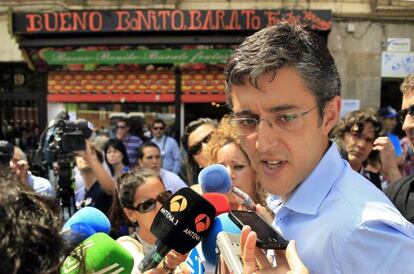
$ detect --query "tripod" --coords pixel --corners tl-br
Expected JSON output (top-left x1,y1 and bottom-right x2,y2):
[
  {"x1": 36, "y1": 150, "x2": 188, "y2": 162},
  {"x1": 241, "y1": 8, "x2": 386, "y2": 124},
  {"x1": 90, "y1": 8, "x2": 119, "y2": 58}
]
[{"x1": 54, "y1": 158, "x2": 77, "y2": 221}]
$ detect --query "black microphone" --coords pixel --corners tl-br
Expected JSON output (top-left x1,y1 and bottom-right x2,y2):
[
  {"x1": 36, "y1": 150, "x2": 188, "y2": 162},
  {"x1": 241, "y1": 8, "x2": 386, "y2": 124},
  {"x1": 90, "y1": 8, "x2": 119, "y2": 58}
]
[{"x1": 138, "y1": 187, "x2": 216, "y2": 272}]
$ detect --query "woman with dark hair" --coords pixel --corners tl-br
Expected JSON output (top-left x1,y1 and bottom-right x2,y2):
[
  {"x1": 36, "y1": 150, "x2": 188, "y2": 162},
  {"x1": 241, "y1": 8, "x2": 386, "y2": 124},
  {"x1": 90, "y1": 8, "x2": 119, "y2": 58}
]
[
  {"x1": 180, "y1": 118, "x2": 217, "y2": 185},
  {"x1": 103, "y1": 138, "x2": 130, "y2": 179},
  {"x1": 110, "y1": 168, "x2": 187, "y2": 273}
]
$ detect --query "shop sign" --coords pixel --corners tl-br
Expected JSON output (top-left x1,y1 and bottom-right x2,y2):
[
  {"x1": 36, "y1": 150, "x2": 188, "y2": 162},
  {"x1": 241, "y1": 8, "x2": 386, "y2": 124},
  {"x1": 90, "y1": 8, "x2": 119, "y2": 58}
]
[
  {"x1": 12, "y1": 9, "x2": 332, "y2": 34},
  {"x1": 43, "y1": 49, "x2": 233, "y2": 65},
  {"x1": 381, "y1": 51, "x2": 414, "y2": 78}
]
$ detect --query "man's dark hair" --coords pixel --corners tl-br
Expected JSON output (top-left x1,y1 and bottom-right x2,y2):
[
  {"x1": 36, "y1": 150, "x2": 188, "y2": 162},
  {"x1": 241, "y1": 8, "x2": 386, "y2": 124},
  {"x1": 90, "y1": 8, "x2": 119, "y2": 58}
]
[
  {"x1": 224, "y1": 22, "x2": 341, "y2": 122},
  {"x1": 152, "y1": 119, "x2": 166, "y2": 128},
  {"x1": 137, "y1": 141, "x2": 160, "y2": 160},
  {"x1": 0, "y1": 169, "x2": 72, "y2": 274}
]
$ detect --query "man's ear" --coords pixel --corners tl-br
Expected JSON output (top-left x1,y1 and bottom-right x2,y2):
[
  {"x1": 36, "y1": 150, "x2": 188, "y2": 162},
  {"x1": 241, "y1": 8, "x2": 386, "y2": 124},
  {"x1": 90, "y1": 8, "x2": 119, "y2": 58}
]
[{"x1": 321, "y1": 96, "x2": 341, "y2": 136}]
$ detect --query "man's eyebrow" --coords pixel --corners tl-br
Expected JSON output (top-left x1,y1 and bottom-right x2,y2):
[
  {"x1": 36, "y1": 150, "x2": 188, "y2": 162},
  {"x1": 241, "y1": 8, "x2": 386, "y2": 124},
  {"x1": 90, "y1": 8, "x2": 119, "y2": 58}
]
[
  {"x1": 266, "y1": 104, "x2": 300, "y2": 113},
  {"x1": 234, "y1": 104, "x2": 300, "y2": 116}
]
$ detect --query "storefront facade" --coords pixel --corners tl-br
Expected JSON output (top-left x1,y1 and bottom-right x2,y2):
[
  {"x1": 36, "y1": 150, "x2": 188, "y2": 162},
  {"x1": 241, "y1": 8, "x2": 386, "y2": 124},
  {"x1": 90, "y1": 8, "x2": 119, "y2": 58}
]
[{"x1": 11, "y1": 8, "x2": 332, "y2": 139}]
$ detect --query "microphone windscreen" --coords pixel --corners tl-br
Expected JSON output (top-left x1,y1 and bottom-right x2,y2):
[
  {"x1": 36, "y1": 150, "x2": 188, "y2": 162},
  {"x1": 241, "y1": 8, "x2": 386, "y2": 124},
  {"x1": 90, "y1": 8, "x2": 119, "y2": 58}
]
[
  {"x1": 62, "y1": 222, "x2": 96, "y2": 245},
  {"x1": 60, "y1": 232, "x2": 134, "y2": 274},
  {"x1": 202, "y1": 193, "x2": 231, "y2": 217},
  {"x1": 201, "y1": 213, "x2": 241, "y2": 266},
  {"x1": 199, "y1": 164, "x2": 231, "y2": 194},
  {"x1": 151, "y1": 187, "x2": 216, "y2": 254},
  {"x1": 63, "y1": 207, "x2": 111, "y2": 234}
]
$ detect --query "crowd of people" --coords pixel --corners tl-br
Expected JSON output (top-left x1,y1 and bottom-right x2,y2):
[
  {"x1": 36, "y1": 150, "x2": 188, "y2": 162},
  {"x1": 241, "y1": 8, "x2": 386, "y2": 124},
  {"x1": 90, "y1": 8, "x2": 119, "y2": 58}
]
[{"x1": 2, "y1": 21, "x2": 414, "y2": 274}]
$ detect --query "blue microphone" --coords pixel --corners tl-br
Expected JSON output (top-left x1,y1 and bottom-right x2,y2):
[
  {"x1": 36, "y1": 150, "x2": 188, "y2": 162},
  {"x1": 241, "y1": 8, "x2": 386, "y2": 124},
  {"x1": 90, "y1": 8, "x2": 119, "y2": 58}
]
[
  {"x1": 62, "y1": 207, "x2": 111, "y2": 244},
  {"x1": 201, "y1": 213, "x2": 241, "y2": 266},
  {"x1": 199, "y1": 164, "x2": 231, "y2": 194},
  {"x1": 199, "y1": 164, "x2": 256, "y2": 211}
]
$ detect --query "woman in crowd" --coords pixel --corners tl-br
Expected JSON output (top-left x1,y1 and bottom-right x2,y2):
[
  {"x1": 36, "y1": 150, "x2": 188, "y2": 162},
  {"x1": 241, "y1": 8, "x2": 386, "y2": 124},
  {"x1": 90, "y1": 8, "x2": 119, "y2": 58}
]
[
  {"x1": 110, "y1": 168, "x2": 187, "y2": 273},
  {"x1": 103, "y1": 138, "x2": 130, "y2": 179},
  {"x1": 180, "y1": 118, "x2": 217, "y2": 185},
  {"x1": 204, "y1": 116, "x2": 268, "y2": 210}
]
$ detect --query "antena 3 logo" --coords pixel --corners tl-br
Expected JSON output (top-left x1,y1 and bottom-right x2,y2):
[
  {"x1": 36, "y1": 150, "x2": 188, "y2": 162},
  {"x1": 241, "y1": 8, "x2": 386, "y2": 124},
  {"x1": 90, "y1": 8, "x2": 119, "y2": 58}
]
[
  {"x1": 183, "y1": 214, "x2": 211, "y2": 241},
  {"x1": 194, "y1": 214, "x2": 211, "y2": 232},
  {"x1": 169, "y1": 195, "x2": 187, "y2": 212}
]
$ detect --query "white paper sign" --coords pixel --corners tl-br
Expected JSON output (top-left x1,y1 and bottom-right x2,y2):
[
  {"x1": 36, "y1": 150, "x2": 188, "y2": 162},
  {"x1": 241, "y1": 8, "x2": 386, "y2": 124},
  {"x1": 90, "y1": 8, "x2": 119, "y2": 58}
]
[
  {"x1": 381, "y1": 51, "x2": 414, "y2": 78},
  {"x1": 387, "y1": 38, "x2": 411, "y2": 52},
  {"x1": 341, "y1": 99, "x2": 360, "y2": 118}
]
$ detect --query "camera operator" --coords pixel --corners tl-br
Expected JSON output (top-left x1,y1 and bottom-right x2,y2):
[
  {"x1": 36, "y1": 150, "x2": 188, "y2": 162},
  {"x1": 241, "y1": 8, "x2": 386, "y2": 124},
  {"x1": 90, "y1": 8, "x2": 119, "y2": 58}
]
[
  {"x1": 74, "y1": 140, "x2": 116, "y2": 216},
  {"x1": 10, "y1": 146, "x2": 54, "y2": 197}
]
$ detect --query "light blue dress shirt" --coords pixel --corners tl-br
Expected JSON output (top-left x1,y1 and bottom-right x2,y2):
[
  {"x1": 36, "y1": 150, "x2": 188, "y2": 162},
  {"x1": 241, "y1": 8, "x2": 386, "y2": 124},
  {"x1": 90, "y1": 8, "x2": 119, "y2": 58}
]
[
  {"x1": 268, "y1": 143, "x2": 414, "y2": 274},
  {"x1": 28, "y1": 172, "x2": 54, "y2": 197},
  {"x1": 160, "y1": 168, "x2": 187, "y2": 194},
  {"x1": 152, "y1": 135, "x2": 182, "y2": 174}
]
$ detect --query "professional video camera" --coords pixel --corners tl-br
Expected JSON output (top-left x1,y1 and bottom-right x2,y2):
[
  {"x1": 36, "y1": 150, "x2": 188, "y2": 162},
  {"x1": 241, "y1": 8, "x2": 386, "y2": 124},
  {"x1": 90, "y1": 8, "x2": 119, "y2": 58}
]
[{"x1": 35, "y1": 111, "x2": 93, "y2": 218}]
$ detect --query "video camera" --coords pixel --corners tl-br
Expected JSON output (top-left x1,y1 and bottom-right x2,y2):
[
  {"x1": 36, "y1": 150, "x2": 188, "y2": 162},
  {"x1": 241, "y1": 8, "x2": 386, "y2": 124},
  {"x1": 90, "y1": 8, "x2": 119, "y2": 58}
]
[
  {"x1": 48, "y1": 117, "x2": 93, "y2": 155},
  {"x1": 35, "y1": 111, "x2": 93, "y2": 217}
]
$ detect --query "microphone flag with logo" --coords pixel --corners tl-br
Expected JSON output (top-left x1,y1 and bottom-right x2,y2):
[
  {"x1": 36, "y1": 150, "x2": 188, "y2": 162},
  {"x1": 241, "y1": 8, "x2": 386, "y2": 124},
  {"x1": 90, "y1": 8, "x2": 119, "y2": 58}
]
[
  {"x1": 139, "y1": 187, "x2": 216, "y2": 272},
  {"x1": 60, "y1": 232, "x2": 134, "y2": 274}
]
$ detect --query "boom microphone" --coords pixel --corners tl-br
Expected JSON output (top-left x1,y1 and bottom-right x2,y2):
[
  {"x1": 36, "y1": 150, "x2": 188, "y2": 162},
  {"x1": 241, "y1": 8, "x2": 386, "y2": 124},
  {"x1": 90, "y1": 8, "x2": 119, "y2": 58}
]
[
  {"x1": 138, "y1": 187, "x2": 216, "y2": 272},
  {"x1": 60, "y1": 232, "x2": 134, "y2": 274},
  {"x1": 199, "y1": 164, "x2": 256, "y2": 211}
]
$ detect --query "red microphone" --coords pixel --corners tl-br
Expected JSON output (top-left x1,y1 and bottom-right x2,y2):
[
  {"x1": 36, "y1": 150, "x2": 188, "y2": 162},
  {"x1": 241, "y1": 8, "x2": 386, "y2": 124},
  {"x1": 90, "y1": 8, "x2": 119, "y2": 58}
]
[{"x1": 202, "y1": 193, "x2": 231, "y2": 217}]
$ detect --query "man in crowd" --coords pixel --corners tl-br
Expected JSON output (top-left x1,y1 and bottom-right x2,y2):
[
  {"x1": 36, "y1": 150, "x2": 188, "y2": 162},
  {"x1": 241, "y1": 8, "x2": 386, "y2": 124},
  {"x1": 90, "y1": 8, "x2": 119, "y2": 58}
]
[
  {"x1": 115, "y1": 117, "x2": 143, "y2": 168},
  {"x1": 75, "y1": 143, "x2": 113, "y2": 216},
  {"x1": 224, "y1": 22, "x2": 414, "y2": 273},
  {"x1": 151, "y1": 118, "x2": 182, "y2": 174},
  {"x1": 137, "y1": 141, "x2": 186, "y2": 193},
  {"x1": 387, "y1": 74, "x2": 414, "y2": 223},
  {"x1": 9, "y1": 146, "x2": 54, "y2": 197},
  {"x1": 333, "y1": 108, "x2": 401, "y2": 189}
]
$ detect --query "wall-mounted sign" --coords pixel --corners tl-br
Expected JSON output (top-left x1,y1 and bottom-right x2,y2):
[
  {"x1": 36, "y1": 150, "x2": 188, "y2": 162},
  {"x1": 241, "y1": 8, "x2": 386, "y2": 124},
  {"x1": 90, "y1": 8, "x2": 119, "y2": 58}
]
[
  {"x1": 387, "y1": 38, "x2": 411, "y2": 52},
  {"x1": 381, "y1": 51, "x2": 414, "y2": 78},
  {"x1": 43, "y1": 49, "x2": 233, "y2": 65},
  {"x1": 12, "y1": 9, "x2": 332, "y2": 35}
]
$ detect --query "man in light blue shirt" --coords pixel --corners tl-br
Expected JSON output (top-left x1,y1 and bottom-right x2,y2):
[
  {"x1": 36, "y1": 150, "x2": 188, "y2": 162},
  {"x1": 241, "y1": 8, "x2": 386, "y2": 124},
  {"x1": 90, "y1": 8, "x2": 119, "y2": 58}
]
[
  {"x1": 10, "y1": 146, "x2": 54, "y2": 197},
  {"x1": 137, "y1": 141, "x2": 187, "y2": 193},
  {"x1": 224, "y1": 22, "x2": 414, "y2": 273},
  {"x1": 151, "y1": 119, "x2": 182, "y2": 174}
]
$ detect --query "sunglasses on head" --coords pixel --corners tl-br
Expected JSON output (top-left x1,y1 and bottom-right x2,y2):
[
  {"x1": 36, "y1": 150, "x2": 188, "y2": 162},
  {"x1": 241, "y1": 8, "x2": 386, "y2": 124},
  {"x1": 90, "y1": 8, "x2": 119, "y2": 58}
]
[
  {"x1": 399, "y1": 105, "x2": 414, "y2": 124},
  {"x1": 129, "y1": 190, "x2": 172, "y2": 213},
  {"x1": 189, "y1": 133, "x2": 212, "y2": 156}
]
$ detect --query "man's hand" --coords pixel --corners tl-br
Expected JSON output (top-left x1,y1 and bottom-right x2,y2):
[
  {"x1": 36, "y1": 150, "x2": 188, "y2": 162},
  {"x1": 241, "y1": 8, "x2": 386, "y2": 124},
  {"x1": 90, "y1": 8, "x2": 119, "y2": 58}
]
[
  {"x1": 240, "y1": 226, "x2": 308, "y2": 274},
  {"x1": 14, "y1": 159, "x2": 30, "y2": 184}
]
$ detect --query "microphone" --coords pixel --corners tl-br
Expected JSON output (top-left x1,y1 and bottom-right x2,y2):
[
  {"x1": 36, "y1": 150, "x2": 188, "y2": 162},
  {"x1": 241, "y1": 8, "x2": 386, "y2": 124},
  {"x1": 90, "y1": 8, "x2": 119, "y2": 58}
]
[
  {"x1": 60, "y1": 232, "x2": 134, "y2": 274},
  {"x1": 61, "y1": 207, "x2": 111, "y2": 244},
  {"x1": 201, "y1": 213, "x2": 241, "y2": 266},
  {"x1": 202, "y1": 193, "x2": 231, "y2": 217},
  {"x1": 199, "y1": 164, "x2": 256, "y2": 211},
  {"x1": 138, "y1": 187, "x2": 216, "y2": 272}
]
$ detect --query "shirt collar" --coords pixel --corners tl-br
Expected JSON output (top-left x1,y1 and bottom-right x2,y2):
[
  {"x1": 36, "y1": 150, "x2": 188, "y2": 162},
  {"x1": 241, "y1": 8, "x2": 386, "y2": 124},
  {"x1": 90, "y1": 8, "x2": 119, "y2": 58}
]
[{"x1": 283, "y1": 142, "x2": 346, "y2": 215}]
